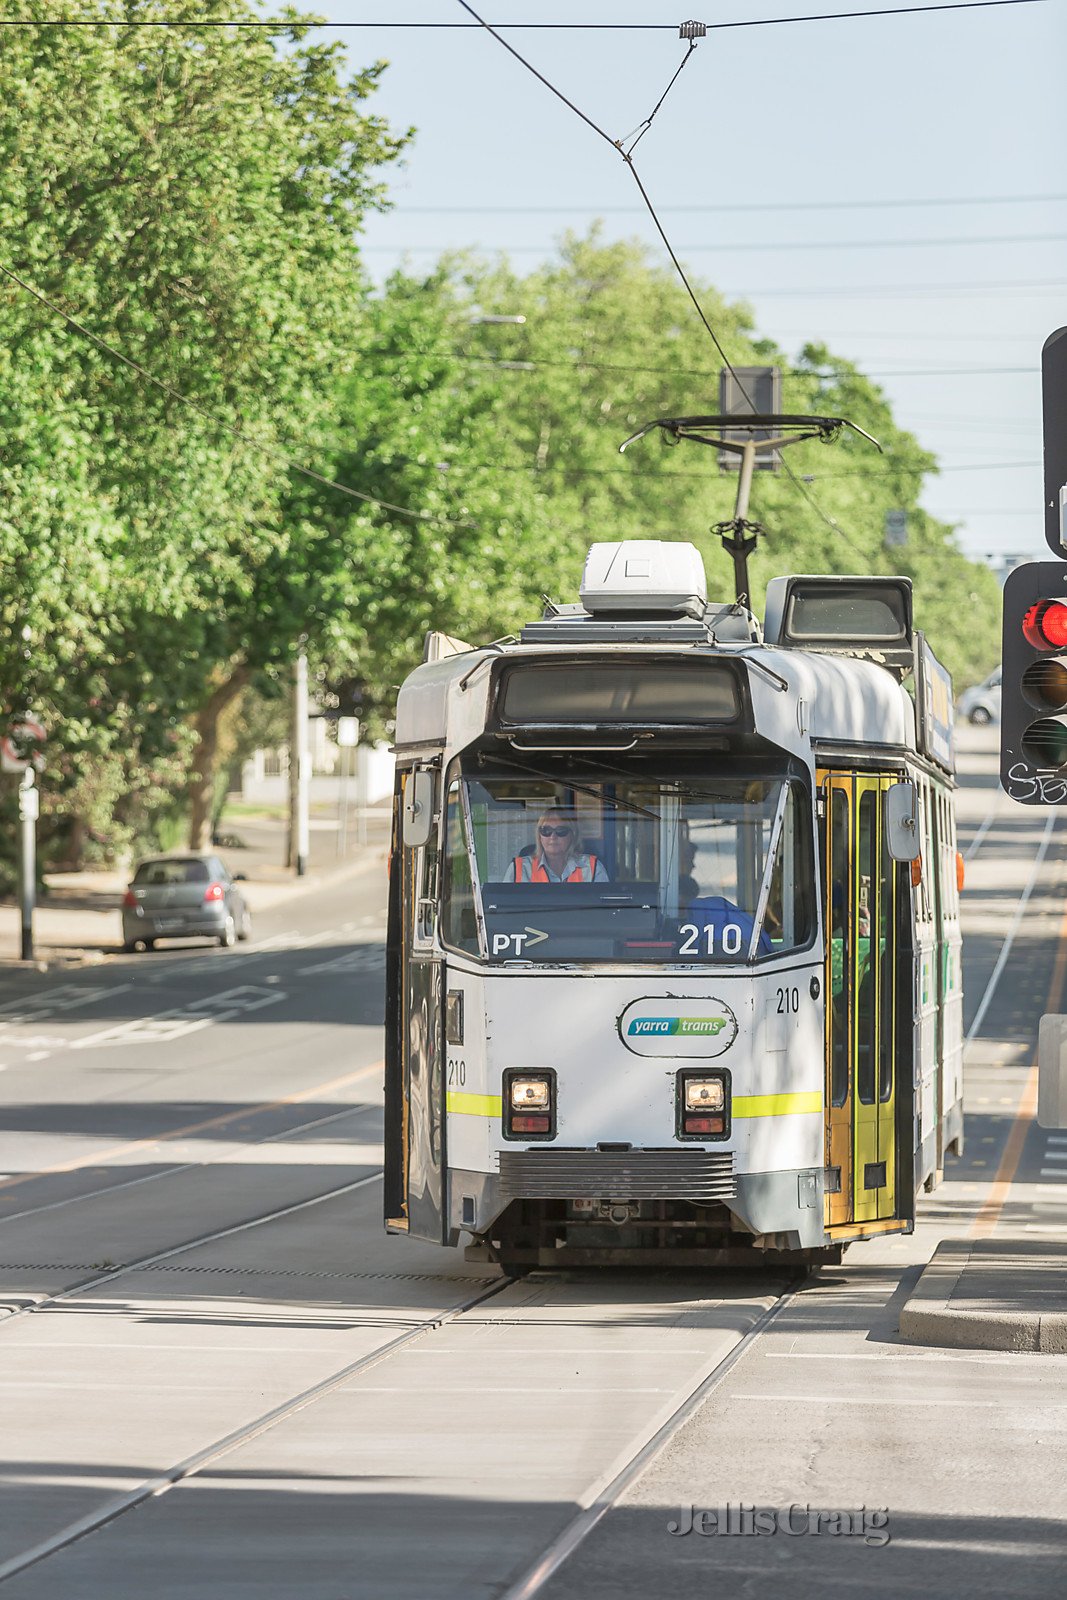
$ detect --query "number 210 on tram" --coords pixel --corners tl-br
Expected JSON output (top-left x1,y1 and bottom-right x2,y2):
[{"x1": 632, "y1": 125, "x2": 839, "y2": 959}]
[{"x1": 384, "y1": 541, "x2": 963, "y2": 1274}]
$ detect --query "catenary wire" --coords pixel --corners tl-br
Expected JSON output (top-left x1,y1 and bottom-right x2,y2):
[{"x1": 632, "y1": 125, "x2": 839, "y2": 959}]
[
  {"x1": 450, "y1": 0, "x2": 928, "y2": 559},
  {"x1": 397, "y1": 193, "x2": 1067, "y2": 214},
  {"x1": 367, "y1": 232, "x2": 1067, "y2": 254},
  {"x1": 2, "y1": 2, "x2": 1046, "y2": 29},
  {"x1": 0, "y1": 262, "x2": 477, "y2": 531}
]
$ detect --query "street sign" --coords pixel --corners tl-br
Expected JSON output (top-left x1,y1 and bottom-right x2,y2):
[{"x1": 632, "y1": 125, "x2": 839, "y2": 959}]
[
  {"x1": 1, "y1": 714, "x2": 46, "y2": 773},
  {"x1": 1043, "y1": 326, "x2": 1067, "y2": 557}
]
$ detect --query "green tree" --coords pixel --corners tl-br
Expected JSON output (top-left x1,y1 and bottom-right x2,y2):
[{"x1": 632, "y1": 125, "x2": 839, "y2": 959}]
[{"x1": 0, "y1": 0, "x2": 407, "y2": 858}]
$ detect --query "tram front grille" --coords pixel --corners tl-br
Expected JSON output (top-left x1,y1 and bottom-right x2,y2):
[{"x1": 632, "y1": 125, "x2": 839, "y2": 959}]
[{"x1": 498, "y1": 1148, "x2": 736, "y2": 1202}]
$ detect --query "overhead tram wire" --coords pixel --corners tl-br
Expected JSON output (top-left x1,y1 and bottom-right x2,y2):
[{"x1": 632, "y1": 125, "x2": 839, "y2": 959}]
[
  {"x1": 400, "y1": 193, "x2": 1067, "y2": 214},
  {"x1": 0, "y1": 262, "x2": 477, "y2": 532},
  {"x1": 451, "y1": 1, "x2": 902, "y2": 564},
  {"x1": 1, "y1": 2, "x2": 1047, "y2": 28}
]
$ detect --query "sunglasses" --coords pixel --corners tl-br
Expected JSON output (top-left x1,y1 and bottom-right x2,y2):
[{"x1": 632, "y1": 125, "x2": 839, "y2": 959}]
[{"x1": 539, "y1": 825, "x2": 574, "y2": 839}]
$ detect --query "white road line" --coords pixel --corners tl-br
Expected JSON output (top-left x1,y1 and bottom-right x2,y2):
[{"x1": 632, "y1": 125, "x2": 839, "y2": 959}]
[
  {"x1": 1039, "y1": 1169, "x2": 1067, "y2": 1178},
  {"x1": 730, "y1": 1394, "x2": 1059, "y2": 1408},
  {"x1": 1040, "y1": 1150, "x2": 1067, "y2": 1161},
  {"x1": 965, "y1": 811, "x2": 1057, "y2": 1044},
  {"x1": 71, "y1": 986, "x2": 286, "y2": 1051},
  {"x1": 963, "y1": 805, "x2": 999, "y2": 863},
  {"x1": 0, "y1": 984, "x2": 131, "y2": 1024}
]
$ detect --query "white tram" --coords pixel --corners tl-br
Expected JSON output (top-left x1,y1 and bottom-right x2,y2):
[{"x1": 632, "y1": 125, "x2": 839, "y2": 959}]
[{"x1": 384, "y1": 542, "x2": 963, "y2": 1272}]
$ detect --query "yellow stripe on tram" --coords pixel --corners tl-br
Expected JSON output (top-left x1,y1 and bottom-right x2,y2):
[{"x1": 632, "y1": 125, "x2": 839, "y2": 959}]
[
  {"x1": 733, "y1": 1091, "x2": 822, "y2": 1119},
  {"x1": 446, "y1": 1091, "x2": 503, "y2": 1118}
]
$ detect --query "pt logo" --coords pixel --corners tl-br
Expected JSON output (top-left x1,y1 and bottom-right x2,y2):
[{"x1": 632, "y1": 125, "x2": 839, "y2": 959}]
[{"x1": 491, "y1": 926, "x2": 549, "y2": 957}]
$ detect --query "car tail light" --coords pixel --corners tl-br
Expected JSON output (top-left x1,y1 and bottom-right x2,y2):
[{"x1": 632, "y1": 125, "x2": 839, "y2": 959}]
[
  {"x1": 676, "y1": 1070, "x2": 730, "y2": 1141},
  {"x1": 204, "y1": 881, "x2": 225, "y2": 903},
  {"x1": 122, "y1": 889, "x2": 137, "y2": 908},
  {"x1": 503, "y1": 1069, "x2": 556, "y2": 1141}
]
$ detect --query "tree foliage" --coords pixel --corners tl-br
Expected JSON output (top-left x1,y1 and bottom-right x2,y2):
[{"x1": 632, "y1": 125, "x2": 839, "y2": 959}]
[{"x1": 0, "y1": 19, "x2": 1000, "y2": 872}]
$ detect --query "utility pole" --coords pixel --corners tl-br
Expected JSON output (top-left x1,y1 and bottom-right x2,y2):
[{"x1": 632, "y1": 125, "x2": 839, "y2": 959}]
[
  {"x1": 17, "y1": 770, "x2": 37, "y2": 961},
  {"x1": 288, "y1": 650, "x2": 310, "y2": 876}
]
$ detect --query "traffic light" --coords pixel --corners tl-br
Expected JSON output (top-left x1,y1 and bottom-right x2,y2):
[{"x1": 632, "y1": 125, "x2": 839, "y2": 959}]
[{"x1": 1001, "y1": 561, "x2": 1067, "y2": 801}]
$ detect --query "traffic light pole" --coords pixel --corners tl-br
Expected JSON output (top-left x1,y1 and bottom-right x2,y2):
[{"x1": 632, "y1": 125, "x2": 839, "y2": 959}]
[
  {"x1": 17, "y1": 771, "x2": 37, "y2": 962},
  {"x1": 999, "y1": 327, "x2": 1067, "y2": 803}
]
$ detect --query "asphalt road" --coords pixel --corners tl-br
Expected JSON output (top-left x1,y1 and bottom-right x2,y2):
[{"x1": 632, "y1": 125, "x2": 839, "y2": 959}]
[{"x1": 0, "y1": 729, "x2": 1064, "y2": 1598}]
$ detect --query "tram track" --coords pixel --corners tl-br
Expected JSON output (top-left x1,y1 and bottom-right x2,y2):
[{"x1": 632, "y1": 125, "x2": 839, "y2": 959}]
[
  {"x1": 0, "y1": 1098, "x2": 382, "y2": 1227},
  {"x1": 498, "y1": 1269, "x2": 808, "y2": 1600},
  {"x1": 0, "y1": 1165, "x2": 388, "y2": 1326},
  {"x1": 0, "y1": 1255, "x2": 509, "y2": 1587}
]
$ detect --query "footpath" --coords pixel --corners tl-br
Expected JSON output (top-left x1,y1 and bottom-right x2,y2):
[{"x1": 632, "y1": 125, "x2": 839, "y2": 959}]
[
  {"x1": 901, "y1": 1237, "x2": 1067, "y2": 1353},
  {"x1": 0, "y1": 811, "x2": 389, "y2": 968}
]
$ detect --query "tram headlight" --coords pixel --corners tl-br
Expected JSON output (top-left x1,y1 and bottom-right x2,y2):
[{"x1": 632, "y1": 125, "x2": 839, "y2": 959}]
[
  {"x1": 676, "y1": 1070, "x2": 730, "y2": 1140},
  {"x1": 510, "y1": 1077, "x2": 551, "y2": 1111},
  {"x1": 684, "y1": 1078, "x2": 725, "y2": 1112},
  {"x1": 503, "y1": 1069, "x2": 556, "y2": 1140}
]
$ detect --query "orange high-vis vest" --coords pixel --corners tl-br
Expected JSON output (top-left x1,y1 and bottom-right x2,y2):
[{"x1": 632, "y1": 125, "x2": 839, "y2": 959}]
[{"x1": 513, "y1": 854, "x2": 599, "y2": 884}]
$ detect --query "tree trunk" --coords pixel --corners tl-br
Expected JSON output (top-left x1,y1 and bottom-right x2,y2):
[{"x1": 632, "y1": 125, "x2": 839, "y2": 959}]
[{"x1": 188, "y1": 666, "x2": 251, "y2": 850}]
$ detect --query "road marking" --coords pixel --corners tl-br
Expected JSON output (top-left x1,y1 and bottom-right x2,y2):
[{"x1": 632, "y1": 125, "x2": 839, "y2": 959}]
[
  {"x1": 972, "y1": 847, "x2": 1067, "y2": 1239},
  {"x1": 1039, "y1": 1169, "x2": 1067, "y2": 1179},
  {"x1": 965, "y1": 811, "x2": 1056, "y2": 1045},
  {"x1": 963, "y1": 803, "x2": 999, "y2": 863},
  {"x1": 297, "y1": 947, "x2": 386, "y2": 977},
  {"x1": 0, "y1": 984, "x2": 131, "y2": 1025},
  {"x1": 1040, "y1": 1150, "x2": 1067, "y2": 1161},
  {"x1": 0, "y1": 1058, "x2": 383, "y2": 1193},
  {"x1": 729, "y1": 1394, "x2": 1054, "y2": 1409},
  {"x1": 70, "y1": 986, "x2": 285, "y2": 1050}
]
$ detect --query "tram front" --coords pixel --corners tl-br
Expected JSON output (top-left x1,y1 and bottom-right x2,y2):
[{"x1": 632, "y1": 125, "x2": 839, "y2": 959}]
[{"x1": 385, "y1": 543, "x2": 829, "y2": 1272}]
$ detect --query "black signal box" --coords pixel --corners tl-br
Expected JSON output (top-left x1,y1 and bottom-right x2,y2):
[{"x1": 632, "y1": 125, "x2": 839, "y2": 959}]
[{"x1": 1001, "y1": 561, "x2": 1067, "y2": 803}]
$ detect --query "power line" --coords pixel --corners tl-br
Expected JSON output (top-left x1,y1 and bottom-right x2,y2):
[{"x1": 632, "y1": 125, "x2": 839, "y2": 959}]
[
  {"x1": 396, "y1": 193, "x2": 1067, "y2": 214},
  {"x1": 456, "y1": 353, "x2": 1039, "y2": 379},
  {"x1": 0, "y1": 2, "x2": 1048, "y2": 28},
  {"x1": 0, "y1": 263, "x2": 477, "y2": 530},
  {"x1": 451, "y1": 0, "x2": 879, "y2": 563},
  {"x1": 364, "y1": 232, "x2": 1067, "y2": 253}
]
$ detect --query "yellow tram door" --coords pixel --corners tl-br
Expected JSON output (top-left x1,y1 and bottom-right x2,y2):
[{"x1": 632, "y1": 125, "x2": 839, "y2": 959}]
[{"x1": 820, "y1": 772, "x2": 900, "y2": 1238}]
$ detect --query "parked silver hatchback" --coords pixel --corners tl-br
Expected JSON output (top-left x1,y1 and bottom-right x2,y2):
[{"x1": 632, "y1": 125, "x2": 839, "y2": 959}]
[{"x1": 122, "y1": 853, "x2": 252, "y2": 952}]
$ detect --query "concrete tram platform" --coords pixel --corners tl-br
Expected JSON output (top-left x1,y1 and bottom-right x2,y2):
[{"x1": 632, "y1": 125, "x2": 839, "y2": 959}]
[{"x1": 900, "y1": 1238, "x2": 1067, "y2": 1354}]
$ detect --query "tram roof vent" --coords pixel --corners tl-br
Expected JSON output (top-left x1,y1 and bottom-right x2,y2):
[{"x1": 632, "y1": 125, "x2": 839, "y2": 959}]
[{"x1": 580, "y1": 540, "x2": 707, "y2": 619}]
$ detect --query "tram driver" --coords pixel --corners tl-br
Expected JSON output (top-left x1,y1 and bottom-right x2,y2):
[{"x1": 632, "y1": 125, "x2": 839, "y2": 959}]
[{"x1": 503, "y1": 807, "x2": 609, "y2": 884}]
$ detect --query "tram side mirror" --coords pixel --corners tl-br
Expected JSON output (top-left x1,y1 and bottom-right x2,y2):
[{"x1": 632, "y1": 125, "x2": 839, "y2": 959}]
[
  {"x1": 403, "y1": 770, "x2": 436, "y2": 849},
  {"x1": 885, "y1": 781, "x2": 921, "y2": 861}
]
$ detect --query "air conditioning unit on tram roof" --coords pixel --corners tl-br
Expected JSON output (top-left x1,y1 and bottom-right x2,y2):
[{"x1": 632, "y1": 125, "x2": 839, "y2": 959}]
[{"x1": 580, "y1": 540, "x2": 707, "y2": 618}]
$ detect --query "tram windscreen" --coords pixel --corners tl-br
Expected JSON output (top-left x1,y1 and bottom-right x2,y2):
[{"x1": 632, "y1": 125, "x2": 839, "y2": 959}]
[{"x1": 441, "y1": 765, "x2": 814, "y2": 964}]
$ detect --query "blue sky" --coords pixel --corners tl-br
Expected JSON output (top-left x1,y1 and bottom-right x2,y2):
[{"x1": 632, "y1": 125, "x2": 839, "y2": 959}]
[{"x1": 322, "y1": 1, "x2": 1065, "y2": 566}]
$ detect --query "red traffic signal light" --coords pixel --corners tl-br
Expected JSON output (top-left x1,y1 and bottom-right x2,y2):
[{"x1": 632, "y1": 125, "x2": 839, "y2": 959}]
[
  {"x1": 1002, "y1": 565, "x2": 1067, "y2": 801},
  {"x1": 1023, "y1": 600, "x2": 1067, "y2": 651}
]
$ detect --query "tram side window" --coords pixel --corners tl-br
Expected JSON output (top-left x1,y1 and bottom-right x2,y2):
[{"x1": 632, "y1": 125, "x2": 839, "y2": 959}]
[
  {"x1": 878, "y1": 802, "x2": 893, "y2": 1103},
  {"x1": 856, "y1": 791, "x2": 877, "y2": 1106},
  {"x1": 830, "y1": 789, "x2": 850, "y2": 1109},
  {"x1": 441, "y1": 782, "x2": 481, "y2": 956}
]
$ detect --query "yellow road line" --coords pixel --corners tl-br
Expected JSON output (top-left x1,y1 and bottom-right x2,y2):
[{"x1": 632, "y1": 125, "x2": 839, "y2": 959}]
[
  {"x1": 0, "y1": 1059, "x2": 384, "y2": 1194},
  {"x1": 971, "y1": 883, "x2": 1067, "y2": 1239}
]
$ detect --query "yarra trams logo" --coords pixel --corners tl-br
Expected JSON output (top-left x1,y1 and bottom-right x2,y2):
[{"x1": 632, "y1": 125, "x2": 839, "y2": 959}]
[{"x1": 618, "y1": 997, "x2": 738, "y2": 1058}]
